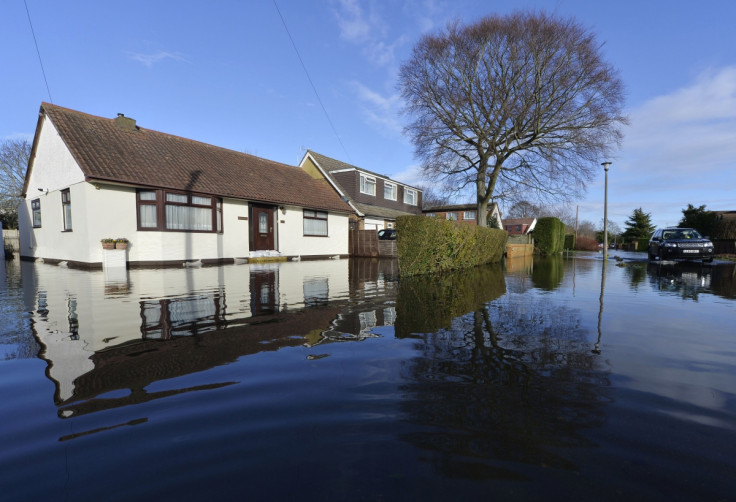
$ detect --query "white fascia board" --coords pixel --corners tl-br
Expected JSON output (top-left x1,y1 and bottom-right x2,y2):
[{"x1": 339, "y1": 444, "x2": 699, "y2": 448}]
[{"x1": 301, "y1": 152, "x2": 364, "y2": 217}]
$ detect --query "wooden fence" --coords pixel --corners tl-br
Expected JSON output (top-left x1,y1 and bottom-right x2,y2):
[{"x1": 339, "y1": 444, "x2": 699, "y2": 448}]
[
  {"x1": 2, "y1": 229, "x2": 19, "y2": 252},
  {"x1": 349, "y1": 230, "x2": 397, "y2": 258}
]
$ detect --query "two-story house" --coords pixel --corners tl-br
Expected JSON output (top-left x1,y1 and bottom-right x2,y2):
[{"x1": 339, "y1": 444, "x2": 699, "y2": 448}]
[
  {"x1": 423, "y1": 203, "x2": 502, "y2": 228},
  {"x1": 299, "y1": 150, "x2": 422, "y2": 230}
]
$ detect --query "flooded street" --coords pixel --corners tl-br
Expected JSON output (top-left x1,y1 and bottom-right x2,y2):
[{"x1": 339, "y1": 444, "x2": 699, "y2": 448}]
[{"x1": 1, "y1": 254, "x2": 735, "y2": 501}]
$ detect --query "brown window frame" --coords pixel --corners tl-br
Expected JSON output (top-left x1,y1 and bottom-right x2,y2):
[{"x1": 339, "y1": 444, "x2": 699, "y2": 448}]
[
  {"x1": 61, "y1": 189, "x2": 72, "y2": 231},
  {"x1": 136, "y1": 189, "x2": 223, "y2": 233},
  {"x1": 303, "y1": 209, "x2": 328, "y2": 237},
  {"x1": 31, "y1": 199, "x2": 42, "y2": 228}
]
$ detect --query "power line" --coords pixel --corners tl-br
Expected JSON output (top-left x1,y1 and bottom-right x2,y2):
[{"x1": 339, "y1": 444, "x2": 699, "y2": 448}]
[
  {"x1": 24, "y1": 0, "x2": 53, "y2": 103},
  {"x1": 272, "y1": 0, "x2": 351, "y2": 163}
]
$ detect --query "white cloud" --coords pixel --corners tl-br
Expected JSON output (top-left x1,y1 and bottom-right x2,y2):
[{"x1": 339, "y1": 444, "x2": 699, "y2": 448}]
[
  {"x1": 332, "y1": 0, "x2": 406, "y2": 66},
  {"x1": 623, "y1": 65, "x2": 736, "y2": 174},
  {"x1": 350, "y1": 81, "x2": 403, "y2": 133},
  {"x1": 127, "y1": 50, "x2": 187, "y2": 68}
]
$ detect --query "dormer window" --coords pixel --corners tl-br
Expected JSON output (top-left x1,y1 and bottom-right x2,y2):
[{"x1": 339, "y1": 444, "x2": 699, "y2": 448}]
[
  {"x1": 404, "y1": 188, "x2": 417, "y2": 206},
  {"x1": 360, "y1": 174, "x2": 376, "y2": 196},
  {"x1": 384, "y1": 182, "x2": 397, "y2": 201}
]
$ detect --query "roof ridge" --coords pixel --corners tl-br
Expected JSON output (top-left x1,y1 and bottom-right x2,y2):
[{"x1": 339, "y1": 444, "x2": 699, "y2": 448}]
[{"x1": 43, "y1": 102, "x2": 301, "y2": 171}]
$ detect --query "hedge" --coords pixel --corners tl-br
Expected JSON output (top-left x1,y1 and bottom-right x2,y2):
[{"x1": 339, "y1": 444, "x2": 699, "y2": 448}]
[
  {"x1": 535, "y1": 217, "x2": 566, "y2": 256},
  {"x1": 564, "y1": 234, "x2": 576, "y2": 250},
  {"x1": 396, "y1": 215, "x2": 507, "y2": 276}
]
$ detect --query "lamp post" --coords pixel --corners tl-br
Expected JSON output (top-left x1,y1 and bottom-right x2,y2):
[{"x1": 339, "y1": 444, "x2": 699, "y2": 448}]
[{"x1": 601, "y1": 162, "x2": 611, "y2": 261}]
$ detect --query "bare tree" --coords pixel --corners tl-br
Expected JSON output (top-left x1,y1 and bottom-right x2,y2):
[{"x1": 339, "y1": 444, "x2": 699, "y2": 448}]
[
  {"x1": 398, "y1": 12, "x2": 627, "y2": 226},
  {"x1": 0, "y1": 139, "x2": 31, "y2": 229},
  {"x1": 506, "y1": 200, "x2": 541, "y2": 218}
]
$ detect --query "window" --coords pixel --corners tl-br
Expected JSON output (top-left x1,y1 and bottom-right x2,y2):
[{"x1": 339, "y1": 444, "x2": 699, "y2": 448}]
[
  {"x1": 446, "y1": 212, "x2": 458, "y2": 221},
  {"x1": 463, "y1": 210, "x2": 476, "y2": 221},
  {"x1": 61, "y1": 189, "x2": 72, "y2": 231},
  {"x1": 516, "y1": 225, "x2": 522, "y2": 232},
  {"x1": 404, "y1": 188, "x2": 417, "y2": 205},
  {"x1": 137, "y1": 189, "x2": 222, "y2": 232},
  {"x1": 31, "y1": 199, "x2": 41, "y2": 228},
  {"x1": 425, "y1": 212, "x2": 436, "y2": 218},
  {"x1": 384, "y1": 182, "x2": 397, "y2": 201},
  {"x1": 303, "y1": 209, "x2": 328, "y2": 236},
  {"x1": 360, "y1": 174, "x2": 376, "y2": 196}
]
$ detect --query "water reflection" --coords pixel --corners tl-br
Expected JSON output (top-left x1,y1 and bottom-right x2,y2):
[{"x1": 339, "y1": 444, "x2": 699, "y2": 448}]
[
  {"x1": 398, "y1": 263, "x2": 608, "y2": 478},
  {"x1": 647, "y1": 261, "x2": 736, "y2": 301},
  {"x1": 531, "y1": 254, "x2": 564, "y2": 290},
  {"x1": 8, "y1": 258, "x2": 404, "y2": 415}
]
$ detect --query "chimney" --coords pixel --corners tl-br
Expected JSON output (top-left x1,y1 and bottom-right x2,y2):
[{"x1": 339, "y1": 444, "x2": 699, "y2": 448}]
[{"x1": 114, "y1": 113, "x2": 137, "y2": 131}]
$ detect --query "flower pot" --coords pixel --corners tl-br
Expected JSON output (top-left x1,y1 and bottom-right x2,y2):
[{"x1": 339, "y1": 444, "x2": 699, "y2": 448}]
[
  {"x1": 115, "y1": 242, "x2": 128, "y2": 250},
  {"x1": 102, "y1": 242, "x2": 115, "y2": 250}
]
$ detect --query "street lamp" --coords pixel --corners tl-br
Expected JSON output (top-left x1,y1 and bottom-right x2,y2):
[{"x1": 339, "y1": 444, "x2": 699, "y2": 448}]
[{"x1": 601, "y1": 162, "x2": 611, "y2": 260}]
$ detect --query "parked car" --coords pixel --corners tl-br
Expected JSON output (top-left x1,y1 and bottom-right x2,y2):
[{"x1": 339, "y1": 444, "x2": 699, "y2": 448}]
[
  {"x1": 648, "y1": 227, "x2": 714, "y2": 263},
  {"x1": 377, "y1": 229, "x2": 397, "y2": 240}
]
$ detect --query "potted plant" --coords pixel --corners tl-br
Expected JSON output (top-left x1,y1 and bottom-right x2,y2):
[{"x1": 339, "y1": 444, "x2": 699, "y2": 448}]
[
  {"x1": 115, "y1": 238, "x2": 129, "y2": 250},
  {"x1": 101, "y1": 238, "x2": 115, "y2": 250}
]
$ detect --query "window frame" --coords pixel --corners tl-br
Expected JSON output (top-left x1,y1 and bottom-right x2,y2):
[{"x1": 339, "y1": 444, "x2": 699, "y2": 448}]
[
  {"x1": 463, "y1": 210, "x2": 476, "y2": 221},
  {"x1": 384, "y1": 181, "x2": 397, "y2": 201},
  {"x1": 360, "y1": 174, "x2": 376, "y2": 196},
  {"x1": 446, "y1": 212, "x2": 458, "y2": 221},
  {"x1": 31, "y1": 198, "x2": 42, "y2": 228},
  {"x1": 61, "y1": 188, "x2": 72, "y2": 231},
  {"x1": 136, "y1": 189, "x2": 223, "y2": 233},
  {"x1": 404, "y1": 188, "x2": 417, "y2": 205},
  {"x1": 303, "y1": 209, "x2": 329, "y2": 237}
]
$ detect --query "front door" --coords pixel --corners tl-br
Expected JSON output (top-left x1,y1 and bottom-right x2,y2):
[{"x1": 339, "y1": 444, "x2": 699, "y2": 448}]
[{"x1": 251, "y1": 205, "x2": 275, "y2": 251}]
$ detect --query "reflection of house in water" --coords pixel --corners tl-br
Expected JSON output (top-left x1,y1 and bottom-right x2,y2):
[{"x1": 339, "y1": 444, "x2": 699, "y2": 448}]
[{"x1": 28, "y1": 260, "x2": 353, "y2": 410}]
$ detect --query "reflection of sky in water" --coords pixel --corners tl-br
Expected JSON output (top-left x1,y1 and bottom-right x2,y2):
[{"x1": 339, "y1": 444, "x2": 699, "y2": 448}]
[{"x1": 1, "y1": 254, "x2": 735, "y2": 499}]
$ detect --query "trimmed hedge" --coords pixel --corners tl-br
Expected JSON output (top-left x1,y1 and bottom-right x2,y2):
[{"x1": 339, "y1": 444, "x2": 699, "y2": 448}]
[
  {"x1": 396, "y1": 215, "x2": 507, "y2": 276},
  {"x1": 535, "y1": 217, "x2": 566, "y2": 256},
  {"x1": 637, "y1": 238, "x2": 649, "y2": 252}
]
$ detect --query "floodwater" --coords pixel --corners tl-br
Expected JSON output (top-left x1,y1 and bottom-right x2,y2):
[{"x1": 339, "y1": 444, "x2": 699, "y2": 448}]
[{"x1": 1, "y1": 253, "x2": 735, "y2": 501}]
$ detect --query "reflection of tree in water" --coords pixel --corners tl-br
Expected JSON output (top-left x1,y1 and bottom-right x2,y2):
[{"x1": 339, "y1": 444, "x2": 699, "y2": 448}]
[
  {"x1": 0, "y1": 261, "x2": 40, "y2": 359},
  {"x1": 399, "y1": 282, "x2": 609, "y2": 479}
]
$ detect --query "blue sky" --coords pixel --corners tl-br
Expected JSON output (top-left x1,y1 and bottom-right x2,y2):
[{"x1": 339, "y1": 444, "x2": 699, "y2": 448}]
[{"x1": 3, "y1": 0, "x2": 735, "y2": 230}]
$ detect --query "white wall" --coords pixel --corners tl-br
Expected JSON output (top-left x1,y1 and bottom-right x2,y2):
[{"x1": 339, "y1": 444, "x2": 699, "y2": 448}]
[{"x1": 277, "y1": 205, "x2": 349, "y2": 257}]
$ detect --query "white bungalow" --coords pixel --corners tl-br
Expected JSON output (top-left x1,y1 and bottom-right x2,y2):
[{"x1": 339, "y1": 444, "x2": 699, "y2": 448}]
[{"x1": 19, "y1": 103, "x2": 352, "y2": 267}]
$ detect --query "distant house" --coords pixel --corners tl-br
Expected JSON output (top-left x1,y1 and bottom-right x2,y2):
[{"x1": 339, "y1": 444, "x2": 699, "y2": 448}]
[
  {"x1": 299, "y1": 150, "x2": 422, "y2": 230},
  {"x1": 423, "y1": 203, "x2": 502, "y2": 227},
  {"x1": 502, "y1": 217, "x2": 537, "y2": 235},
  {"x1": 19, "y1": 103, "x2": 353, "y2": 268}
]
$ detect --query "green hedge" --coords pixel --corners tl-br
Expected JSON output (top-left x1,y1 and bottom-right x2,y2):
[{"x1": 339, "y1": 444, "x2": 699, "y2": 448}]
[
  {"x1": 564, "y1": 234, "x2": 576, "y2": 250},
  {"x1": 396, "y1": 215, "x2": 507, "y2": 276},
  {"x1": 637, "y1": 238, "x2": 649, "y2": 252},
  {"x1": 535, "y1": 217, "x2": 566, "y2": 256}
]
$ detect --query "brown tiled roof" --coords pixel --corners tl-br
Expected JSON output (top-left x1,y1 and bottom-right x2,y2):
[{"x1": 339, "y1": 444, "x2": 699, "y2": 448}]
[
  {"x1": 501, "y1": 218, "x2": 536, "y2": 226},
  {"x1": 307, "y1": 150, "x2": 421, "y2": 191},
  {"x1": 38, "y1": 103, "x2": 352, "y2": 213}
]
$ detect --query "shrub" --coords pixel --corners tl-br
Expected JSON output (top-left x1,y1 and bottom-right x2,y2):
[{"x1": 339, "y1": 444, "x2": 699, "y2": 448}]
[
  {"x1": 575, "y1": 236, "x2": 599, "y2": 251},
  {"x1": 713, "y1": 219, "x2": 736, "y2": 240},
  {"x1": 396, "y1": 215, "x2": 507, "y2": 276},
  {"x1": 534, "y1": 217, "x2": 565, "y2": 255},
  {"x1": 637, "y1": 238, "x2": 649, "y2": 252}
]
